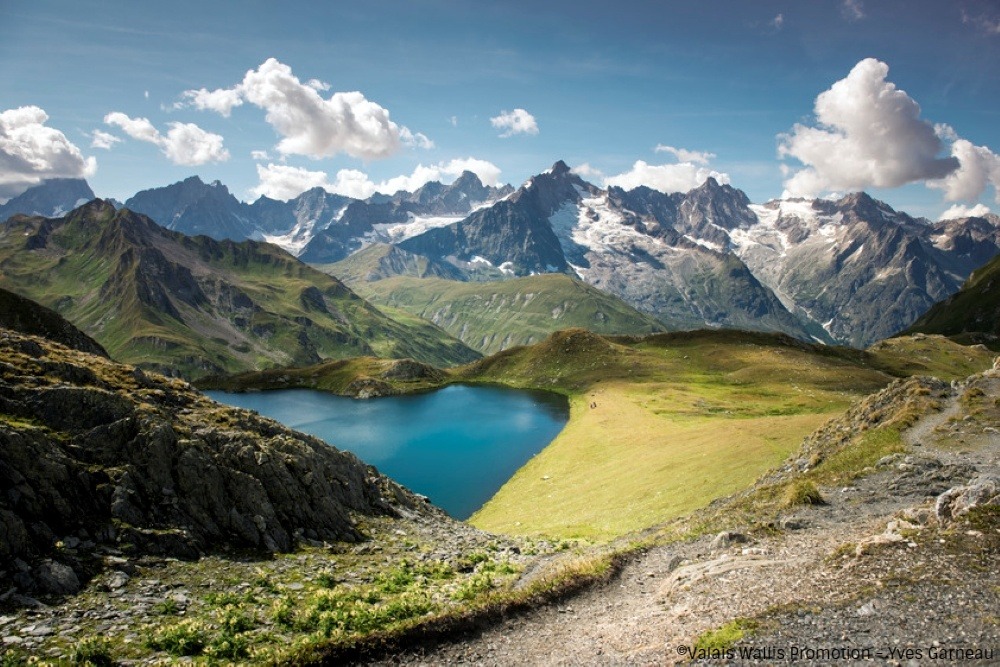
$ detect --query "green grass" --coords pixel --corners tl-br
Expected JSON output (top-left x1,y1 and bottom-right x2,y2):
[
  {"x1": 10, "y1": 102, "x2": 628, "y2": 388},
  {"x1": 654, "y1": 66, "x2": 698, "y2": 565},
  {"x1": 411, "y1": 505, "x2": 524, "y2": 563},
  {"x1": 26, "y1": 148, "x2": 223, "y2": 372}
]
[
  {"x1": 355, "y1": 273, "x2": 666, "y2": 356},
  {"x1": 868, "y1": 334, "x2": 995, "y2": 380},
  {"x1": 0, "y1": 205, "x2": 479, "y2": 379},
  {"x1": 694, "y1": 618, "x2": 759, "y2": 654},
  {"x1": 463, "y1": 329, "x2": 895, "y2": 539}
]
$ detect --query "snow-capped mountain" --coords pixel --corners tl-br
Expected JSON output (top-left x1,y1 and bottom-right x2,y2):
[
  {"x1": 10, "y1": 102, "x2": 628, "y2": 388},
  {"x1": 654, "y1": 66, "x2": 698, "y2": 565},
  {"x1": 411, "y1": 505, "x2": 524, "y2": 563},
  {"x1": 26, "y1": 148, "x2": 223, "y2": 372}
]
[
  {"x1": 395, "y1": 161, "x2": 1000, "y2": 346},
  {"x1": 0, "y1": 178, "x2": 95, "y2": 221},
  {"x1": 297, "y1": 172, "x2": 513, "y2": 263},
  {"x1": 119, "y1": 172, "x2": 513, "y2": 262},
  {"x1": 5, "y1": 166, "x2": 997, "y2": 347}
]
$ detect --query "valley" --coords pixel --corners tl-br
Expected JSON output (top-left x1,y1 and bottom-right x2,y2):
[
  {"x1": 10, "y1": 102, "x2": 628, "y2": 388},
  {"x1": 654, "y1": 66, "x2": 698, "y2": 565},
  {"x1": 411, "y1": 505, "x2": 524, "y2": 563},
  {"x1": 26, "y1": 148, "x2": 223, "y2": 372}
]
[{"x1": 1, "y1": 169, "x2": 999, "y2": 665}]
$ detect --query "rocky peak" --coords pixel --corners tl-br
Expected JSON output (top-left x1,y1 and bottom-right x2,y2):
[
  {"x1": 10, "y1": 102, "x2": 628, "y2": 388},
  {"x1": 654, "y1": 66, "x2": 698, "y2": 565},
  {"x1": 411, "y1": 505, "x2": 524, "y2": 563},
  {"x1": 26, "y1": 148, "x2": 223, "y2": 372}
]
[
  {"x1": 549, "y1": 159, "x2": 572, "y2": 176},
  {"x1": 0, "y1": 178, "x2": 96, "y2": 221},
  {"x1": 451, "y1": 170, "x2": 484, "y2": 190}
]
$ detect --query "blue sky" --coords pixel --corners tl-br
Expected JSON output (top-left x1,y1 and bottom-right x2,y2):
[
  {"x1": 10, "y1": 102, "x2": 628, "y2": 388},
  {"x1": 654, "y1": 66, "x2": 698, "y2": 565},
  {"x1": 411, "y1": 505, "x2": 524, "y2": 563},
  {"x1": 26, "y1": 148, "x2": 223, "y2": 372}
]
[{"x1": 1, "y1": 0, "x2": 998, "y2": 219}]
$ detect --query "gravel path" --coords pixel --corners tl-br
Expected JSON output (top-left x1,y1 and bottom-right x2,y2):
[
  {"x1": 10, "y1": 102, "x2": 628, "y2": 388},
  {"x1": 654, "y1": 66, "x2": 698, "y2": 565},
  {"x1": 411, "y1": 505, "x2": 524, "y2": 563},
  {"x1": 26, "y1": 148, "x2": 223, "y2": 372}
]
[{"x1": 376, "y1": 379, "x2": 1000, "y2": 666}]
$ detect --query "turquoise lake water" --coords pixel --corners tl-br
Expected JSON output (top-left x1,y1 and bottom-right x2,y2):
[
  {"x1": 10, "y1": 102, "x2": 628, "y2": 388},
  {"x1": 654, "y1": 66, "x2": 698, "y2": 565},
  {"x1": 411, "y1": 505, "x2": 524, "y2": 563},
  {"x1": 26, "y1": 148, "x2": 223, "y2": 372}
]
[{"x1": 204, "y1": 385, "x2": 569, "y2": 519}]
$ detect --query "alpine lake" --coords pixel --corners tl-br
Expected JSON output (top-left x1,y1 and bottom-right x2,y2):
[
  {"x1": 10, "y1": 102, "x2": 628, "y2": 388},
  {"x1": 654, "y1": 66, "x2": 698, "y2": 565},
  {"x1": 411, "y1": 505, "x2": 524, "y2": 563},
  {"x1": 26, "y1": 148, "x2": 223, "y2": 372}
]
[{"x1": 205, "y1": 385, "x2": 569, "y2": 519}]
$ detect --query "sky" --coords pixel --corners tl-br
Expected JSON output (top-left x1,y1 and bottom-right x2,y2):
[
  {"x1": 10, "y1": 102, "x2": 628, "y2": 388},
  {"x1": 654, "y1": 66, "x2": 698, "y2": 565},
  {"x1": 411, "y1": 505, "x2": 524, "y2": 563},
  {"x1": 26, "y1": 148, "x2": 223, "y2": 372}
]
[{"x1": 1, "y1": 0, "x2": 999, "y2": 220}]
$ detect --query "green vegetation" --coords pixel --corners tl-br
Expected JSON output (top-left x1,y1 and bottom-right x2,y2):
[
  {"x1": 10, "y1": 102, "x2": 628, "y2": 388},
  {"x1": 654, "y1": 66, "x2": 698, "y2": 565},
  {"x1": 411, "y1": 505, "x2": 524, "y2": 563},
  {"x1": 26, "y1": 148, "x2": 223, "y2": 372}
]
[
  {"x1": 201, "y1": 328, "x2": 991, "y2": 541},
  {"x1": 905, "y1": 252, "x2": 1000, "y2": 344},
  {"x1": 694, "y1": 618, "x2": 759, "y2": 653},
  {"x1": 354, "y1": 273, "x2": 665, "y2": 355},
  {"x1": 0, "y1": 203, "x2": 478, "y2": 379},
  {"x1": 781, "y1": 480, "x2": 824, "y2": 507},
  {"x1": 868, "y1": 334, "x2": 995, "y2": 379},
  {"x1": 466, "y1": 329, "x2": 893, "y2": 539}
]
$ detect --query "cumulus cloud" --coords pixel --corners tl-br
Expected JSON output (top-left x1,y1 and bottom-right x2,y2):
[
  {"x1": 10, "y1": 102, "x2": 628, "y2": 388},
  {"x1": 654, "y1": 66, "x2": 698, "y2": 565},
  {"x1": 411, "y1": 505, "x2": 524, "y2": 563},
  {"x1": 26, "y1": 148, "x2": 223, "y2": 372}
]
[
  {"x1": 250, "y1": 149, "x2": 270, "y2": 161},
  {"x1": 654, "y1": 145, "x2": 715, "y2": 165},
  {"x1": 939, "y1": 203, "x2": 992, "y2": 220},
  {"x1": 928, "y1": 136, "x2": 1000, "y2": 203},
  {"x1": 182, "y1": 87, "x2": 244, "y2": 117},
  {"x1": 779, "y1": 58, "x2": 959, "y2": 198},
  {"x1": 490, "y1": 108, "x2": 539, "y2": 137},
  {"x1": 252, "y1": 157, "x2": 503, "y2": 201},
  {"x1": 251, "y1": 163, "x2": 334, "y2": 200},
  {"x1": 182, "y1": 58, "x2": 428, "y2": 160},
  {"x1": 571, "y1": 163, "x2": 606, "y2": 182},
  {"x1": 605, "y1": 160, "x2": 730, "y2": 193},
  {"x1": 400, "y1": 127, "x2": 434, "y2": 149},
  {"x1": 0, "y1": 105, "x2": 97, "y2": 199},
  {"x1": 105, "y1": 112, "x2": 230, "y2": 166},
  {"x1": 90, "y1": 129, "x2": 121, "y2": 150}
]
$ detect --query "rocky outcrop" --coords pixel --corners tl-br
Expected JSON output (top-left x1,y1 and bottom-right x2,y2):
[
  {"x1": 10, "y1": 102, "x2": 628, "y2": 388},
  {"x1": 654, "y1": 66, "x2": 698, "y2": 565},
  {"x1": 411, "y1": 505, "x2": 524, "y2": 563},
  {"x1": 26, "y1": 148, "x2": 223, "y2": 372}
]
[
  {"x1": 935, "y1": 475, "x2": 1000, "y2": 525},
  {"x1": 0, "y1": 326, "x2": 440, "y2": 597},
  {"x1": 0, "y1": 288, "x2": 108, "y2": 358}
]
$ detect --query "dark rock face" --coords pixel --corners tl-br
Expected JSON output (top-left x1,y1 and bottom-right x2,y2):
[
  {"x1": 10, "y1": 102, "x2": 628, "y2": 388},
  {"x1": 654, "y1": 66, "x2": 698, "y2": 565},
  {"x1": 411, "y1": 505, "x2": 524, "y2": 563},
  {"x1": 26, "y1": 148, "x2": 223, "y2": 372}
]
[
  {"x1": 0, "y1": 288, "x2": 108, "y2": 358},
  {"x1": 0, "y1": 326, "x2": 438, "y2": 596}
]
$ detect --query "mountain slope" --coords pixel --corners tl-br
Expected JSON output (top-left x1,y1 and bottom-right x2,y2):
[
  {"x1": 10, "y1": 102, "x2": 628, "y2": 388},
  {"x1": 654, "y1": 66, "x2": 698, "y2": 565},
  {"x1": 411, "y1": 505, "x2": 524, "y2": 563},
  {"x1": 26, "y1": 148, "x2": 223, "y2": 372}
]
[
  {"x1": 399, "y1": 163, "x2": 815, "y2": 340},
  {"x1": 357, "y1": 273, "x2": 667, "y2": 355},
  {"x1": 0, "y1": 317, "x2": 439, "y2": 596},
  {"x1": 728, "y1": 195, "x2": 999, "y2": 347},
  {"x1": 299, "y1": 171, "x2": 513, "y2": 263},
  {"x1": 0, "y1": 287, "x2": 108, "y2": 357},
  {"x1": 0, "y1": 200, "x2": 478, "y2": 378},
  {"x1": 905, "y1": 252, "x2": 1000, "y2": 342},
  {"x1": 0, "y1": 178, "x2": 95, "y2": 220}
]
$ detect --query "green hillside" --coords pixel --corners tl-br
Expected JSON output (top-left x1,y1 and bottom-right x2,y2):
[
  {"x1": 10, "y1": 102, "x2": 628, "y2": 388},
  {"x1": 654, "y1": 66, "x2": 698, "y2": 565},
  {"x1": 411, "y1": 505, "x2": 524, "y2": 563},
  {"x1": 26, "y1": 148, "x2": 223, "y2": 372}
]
[
  {"x1": 354, "y1": 273, "x2": 666, "y2": 355},
  {"x1": 905, "y1": 253, "x2": 1000, "y2": 346},
  {"x1": 207, "y1": 327, "x2": 994, "y2": 540},
  {"x1": 0, "y1": 201, "x2": 478, "y2": 378}
]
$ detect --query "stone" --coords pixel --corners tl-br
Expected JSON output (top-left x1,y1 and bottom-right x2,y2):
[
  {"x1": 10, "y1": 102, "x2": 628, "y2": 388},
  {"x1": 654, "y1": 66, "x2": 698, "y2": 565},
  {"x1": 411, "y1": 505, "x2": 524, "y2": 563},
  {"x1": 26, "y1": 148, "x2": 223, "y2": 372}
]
[
  {"x1": 936, "y1": 475, "x2": 1000, "y2": 525},
  {"x1": 106, "y1": 571, "x2": 130, "y2": 591},
  {"x1": 711, "y1": 531, "x2": 748, "y2": 550},
  {"x1": 34, "y1": 561, "x2": 80, "y2": 595}
]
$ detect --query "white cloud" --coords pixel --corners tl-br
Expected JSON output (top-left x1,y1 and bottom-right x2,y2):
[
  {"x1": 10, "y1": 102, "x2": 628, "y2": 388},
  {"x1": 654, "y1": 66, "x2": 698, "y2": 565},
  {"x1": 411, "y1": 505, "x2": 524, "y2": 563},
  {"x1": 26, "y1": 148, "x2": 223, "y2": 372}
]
[
  {"x1": 250, "y1": 149, "x2": 270, "y2": 161},
  {"x1": 400, "y1": 127, "x2": 434, "y2": 149},
  {"x1": 104, "y1": 112, "x2": 229, "y2": 166},
  {"x1": 654, "y1": 145, "x2": 715, "y2": 165},
  {"x1": 604, "y1": 160, "x2": 730, "y2": 193},
  {"x1": 90, "y1": 129, "x2": 121, "y2": 150},
  {"x1": 182, "y1": 87, "x2": 244, "y2": 117},
  {"x1": 770, "y1": 13, "x2": 785, "y2": 31},
  {"x1": 183, "y1": 58, "x2": 427, "y2": 160},
  {"x1": 939, "y1": 203, "x2": 992, "y2": 220},
  {"x1": 0, "y1": 106, "x2": 97, "y2": 199},
  {"x1": 490, "y1": 108, "x2": 539, "y2": 137},
  {"x1": 251, "y1": 163, "x2": 334, "y2": 200},
  {"x1": 571, "y1": 162, "x2": 605, "y2": 182},
  {"x1": 252, "y1": 157, "x2": 502, "y2": 201},
  {"x1": 779, "y1": 58, "x2": 959, "y2": 198},
  {"x1": 842, "y1": 0, "x2": 865, "y2": 21},
  {"x1": 449, "y1": 116, "x2": 458, "y2": 127},
  {"x1": 928, "y1": 137, "x2": 1000, "y2": 203}
]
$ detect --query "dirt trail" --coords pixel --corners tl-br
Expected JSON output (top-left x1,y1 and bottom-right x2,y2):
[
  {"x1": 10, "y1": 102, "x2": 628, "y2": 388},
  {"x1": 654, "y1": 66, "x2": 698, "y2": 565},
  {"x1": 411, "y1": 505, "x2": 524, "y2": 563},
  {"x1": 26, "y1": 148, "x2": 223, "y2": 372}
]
[{"x1": 374, "y1": 379, "x2": 1000, "y2": 666}]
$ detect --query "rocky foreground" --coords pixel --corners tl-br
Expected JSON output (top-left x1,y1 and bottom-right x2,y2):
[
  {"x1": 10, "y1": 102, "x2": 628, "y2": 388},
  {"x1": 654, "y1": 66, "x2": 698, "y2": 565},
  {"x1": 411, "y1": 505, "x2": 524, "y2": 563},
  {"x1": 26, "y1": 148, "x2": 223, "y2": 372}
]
[
  {"x1": 0, "y1": 323, "x2": 556, "y2": 663},
  {"x1": 381, "y1": 369, "x2": 1000, "y2": 665}
]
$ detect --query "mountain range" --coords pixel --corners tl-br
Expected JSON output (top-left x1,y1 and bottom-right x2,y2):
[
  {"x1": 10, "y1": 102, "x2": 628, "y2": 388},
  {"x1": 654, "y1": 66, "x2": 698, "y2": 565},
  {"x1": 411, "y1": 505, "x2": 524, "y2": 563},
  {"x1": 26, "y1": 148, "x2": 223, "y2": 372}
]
[
  {"x1": 0, "y1": 200, "x2": 477, "y2": 378},
  {"x1": 4, "y1": 165, "x2": 1000, "y2": 349}
]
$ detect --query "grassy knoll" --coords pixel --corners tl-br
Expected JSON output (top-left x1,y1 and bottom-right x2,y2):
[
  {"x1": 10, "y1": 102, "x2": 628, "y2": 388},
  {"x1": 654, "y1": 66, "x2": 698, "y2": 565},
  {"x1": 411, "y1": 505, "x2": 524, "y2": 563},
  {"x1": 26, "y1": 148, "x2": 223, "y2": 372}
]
[{"x1": 464, "y1": 329, "x2": 896, "y2": 539}]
